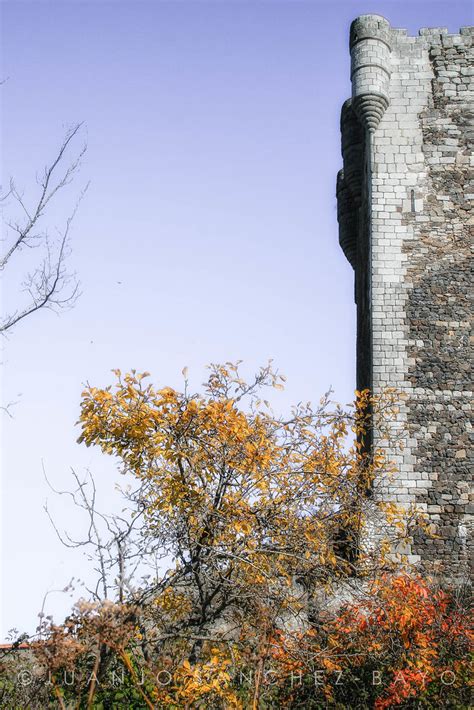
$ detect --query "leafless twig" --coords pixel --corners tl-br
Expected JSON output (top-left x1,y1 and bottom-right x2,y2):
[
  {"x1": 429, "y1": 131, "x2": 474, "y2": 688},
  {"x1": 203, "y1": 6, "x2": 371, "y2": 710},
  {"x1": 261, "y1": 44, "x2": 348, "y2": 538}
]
[
  {"x1": 43, "y1": 466, "x2": 149, "y2": 605},
  {"x1": 1, "y1": 123, "x2": 88, "y2": 334}
]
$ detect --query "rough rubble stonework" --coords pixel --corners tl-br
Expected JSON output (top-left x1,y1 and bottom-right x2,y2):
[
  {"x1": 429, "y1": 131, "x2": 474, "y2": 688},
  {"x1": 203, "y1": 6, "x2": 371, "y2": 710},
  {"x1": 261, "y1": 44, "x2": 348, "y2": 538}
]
[{"x1": 337, "y1": 15, "x2": 473, "y2": 579}]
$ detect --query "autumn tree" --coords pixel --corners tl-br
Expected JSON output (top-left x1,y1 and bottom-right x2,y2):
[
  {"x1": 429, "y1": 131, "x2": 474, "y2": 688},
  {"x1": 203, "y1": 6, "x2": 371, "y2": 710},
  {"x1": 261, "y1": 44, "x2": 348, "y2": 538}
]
[
  {"x1": 62, "y1": 363, "x2": 415, "y2": 703},
  {"x1": 76, "y1": 363, "x2": 401, "y2": 647},
  {"x1": 2, "y1": 362, "x2": 470, "y2": 709}
]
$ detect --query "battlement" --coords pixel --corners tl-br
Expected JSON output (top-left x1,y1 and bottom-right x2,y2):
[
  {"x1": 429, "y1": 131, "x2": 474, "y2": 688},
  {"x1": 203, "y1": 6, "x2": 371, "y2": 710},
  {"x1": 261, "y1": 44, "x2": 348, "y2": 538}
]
[
  {"x1": 336, "y1": 16, "x2": 473, "y2": 579},
  {"x1": 352, "y1": 13, "x2": 473, "y2": 43}
]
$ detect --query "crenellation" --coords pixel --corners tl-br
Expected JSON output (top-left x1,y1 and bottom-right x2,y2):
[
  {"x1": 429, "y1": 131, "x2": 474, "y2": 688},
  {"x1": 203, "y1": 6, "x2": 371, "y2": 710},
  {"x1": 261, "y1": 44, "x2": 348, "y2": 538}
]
[
  {"x1": 336, "y1": 15, "x2": 473, "y2": 581},
  {"x1": 419, "y1": 27, "x2": 449, "y2": 37}
]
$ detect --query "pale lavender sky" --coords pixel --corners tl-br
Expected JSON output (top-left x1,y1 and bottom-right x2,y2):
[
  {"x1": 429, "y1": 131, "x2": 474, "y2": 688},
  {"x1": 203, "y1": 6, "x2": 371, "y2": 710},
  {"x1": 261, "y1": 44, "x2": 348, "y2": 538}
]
[{"x1": 1, "y1": 0, "x2": 472, "y2": 638}]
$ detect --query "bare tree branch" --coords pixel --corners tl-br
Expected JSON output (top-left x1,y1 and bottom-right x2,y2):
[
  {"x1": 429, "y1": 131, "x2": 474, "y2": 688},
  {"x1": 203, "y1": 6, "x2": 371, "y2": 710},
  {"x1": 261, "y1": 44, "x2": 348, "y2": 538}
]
[
  {"x1": 1, "y1": 123, "x2": 88, "y2": 334},
  {"x1": 43, "y1": 466, "x2": 149, "y2": 605}
]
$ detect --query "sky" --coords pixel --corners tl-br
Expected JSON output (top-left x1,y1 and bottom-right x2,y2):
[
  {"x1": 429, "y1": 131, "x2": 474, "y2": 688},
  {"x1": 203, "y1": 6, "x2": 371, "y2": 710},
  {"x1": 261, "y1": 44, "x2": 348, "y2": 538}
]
[{"x1": 1, "y1": 0, "x2": 472, "y2": 639}]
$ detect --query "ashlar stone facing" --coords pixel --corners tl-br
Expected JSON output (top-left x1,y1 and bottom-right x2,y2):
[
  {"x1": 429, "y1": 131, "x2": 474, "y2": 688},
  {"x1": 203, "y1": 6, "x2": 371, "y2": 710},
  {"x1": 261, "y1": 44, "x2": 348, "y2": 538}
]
[{"x1": 337, "y1": 15, "x2": 473, "y2": 579}]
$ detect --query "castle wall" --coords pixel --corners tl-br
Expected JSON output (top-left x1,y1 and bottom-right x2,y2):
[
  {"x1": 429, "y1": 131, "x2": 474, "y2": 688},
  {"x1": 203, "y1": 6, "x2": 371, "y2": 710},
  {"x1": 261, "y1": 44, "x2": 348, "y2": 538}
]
[{"x1": 337, "y1": 15, "x2": 473, "y2": 578}]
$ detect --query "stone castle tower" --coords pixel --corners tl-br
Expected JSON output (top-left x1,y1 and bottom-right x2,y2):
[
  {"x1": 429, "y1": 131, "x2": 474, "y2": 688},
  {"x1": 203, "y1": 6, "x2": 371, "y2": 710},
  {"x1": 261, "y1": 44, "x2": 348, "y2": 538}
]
[{"x1": 337, "y1": 15, "x2": 472, "y2": 578}]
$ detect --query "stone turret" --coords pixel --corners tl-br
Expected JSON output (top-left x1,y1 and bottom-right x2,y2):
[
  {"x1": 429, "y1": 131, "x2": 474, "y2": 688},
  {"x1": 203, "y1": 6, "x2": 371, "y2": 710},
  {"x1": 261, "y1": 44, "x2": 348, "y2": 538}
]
[
  {"x1": 337, "y1": 17, "x2": 473, "y2": 580},
  {"x1": 350, "y1": 15, "x2": 391, "y2": 133}
]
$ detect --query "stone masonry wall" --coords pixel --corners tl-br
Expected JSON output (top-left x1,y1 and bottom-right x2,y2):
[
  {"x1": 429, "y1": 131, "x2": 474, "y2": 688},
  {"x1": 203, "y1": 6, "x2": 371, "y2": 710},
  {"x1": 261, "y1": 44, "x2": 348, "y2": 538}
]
[{"x1": 337, "y1": 15, "x2": 473, "y2": 579}]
